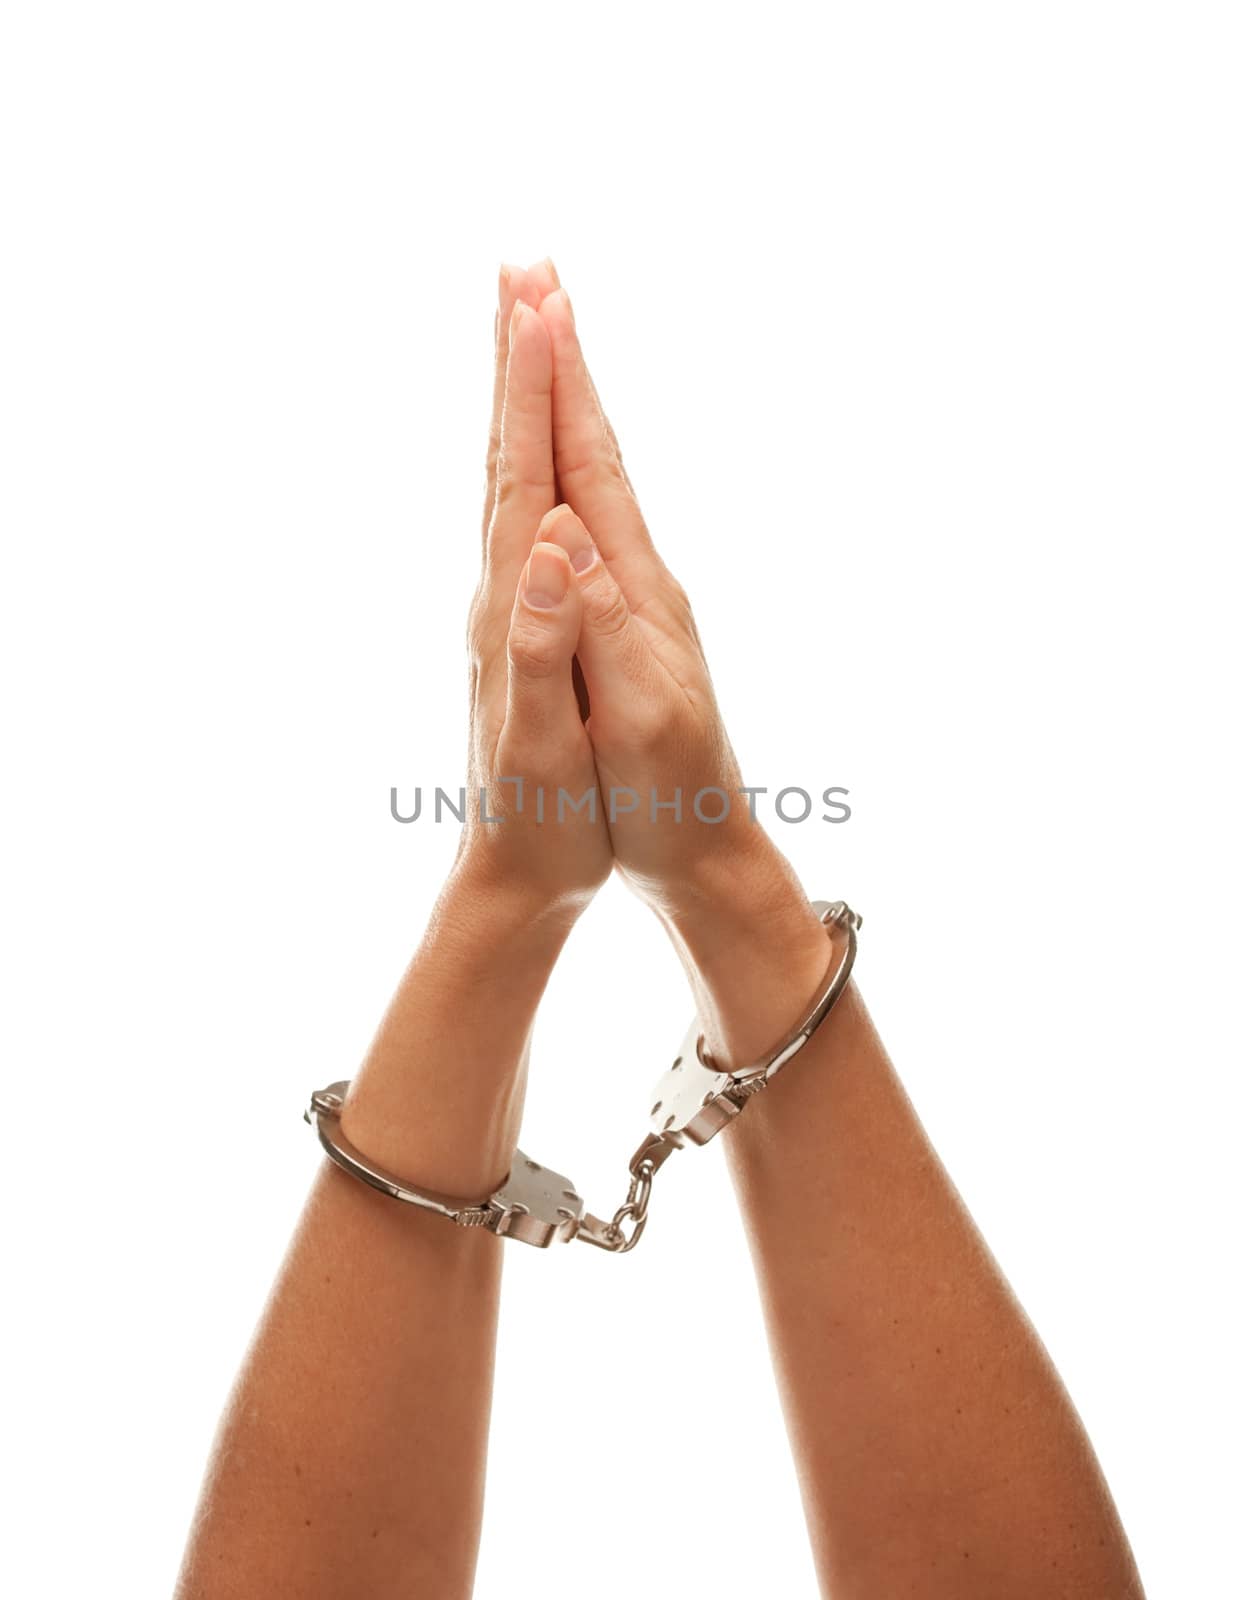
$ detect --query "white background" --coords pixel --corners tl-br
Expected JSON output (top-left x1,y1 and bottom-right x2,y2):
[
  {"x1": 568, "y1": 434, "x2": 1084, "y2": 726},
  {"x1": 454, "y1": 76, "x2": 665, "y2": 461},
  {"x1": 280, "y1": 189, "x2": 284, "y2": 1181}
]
[{"x1": 2, "y1": 3, "x2": 1231, "y2": 1594}]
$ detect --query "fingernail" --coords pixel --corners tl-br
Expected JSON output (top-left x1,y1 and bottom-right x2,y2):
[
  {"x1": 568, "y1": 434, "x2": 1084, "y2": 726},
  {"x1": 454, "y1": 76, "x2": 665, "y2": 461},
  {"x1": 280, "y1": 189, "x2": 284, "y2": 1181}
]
[
  {"x1": 559, "y1": 286, "x2": 575, "y2": 324},
  {"x1": 509, "y1": 298, "x2": 528, "y2": 343},
  {"x1": 538, "y1": 509, "x2": 595, "y2": 572},
  {"x1": 525, "y1": 545, "x2": 569, "y2": 609},
  {"x1": 541, "y1": 257, "x2": 560, "y2": 288}
]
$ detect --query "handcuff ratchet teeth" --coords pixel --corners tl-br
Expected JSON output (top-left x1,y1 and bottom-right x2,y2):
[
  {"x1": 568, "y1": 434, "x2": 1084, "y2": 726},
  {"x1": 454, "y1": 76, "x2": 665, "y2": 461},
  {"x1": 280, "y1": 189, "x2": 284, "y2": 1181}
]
[{"x1": 306, "y1": 901, "x2": 861, "y2": 1254}]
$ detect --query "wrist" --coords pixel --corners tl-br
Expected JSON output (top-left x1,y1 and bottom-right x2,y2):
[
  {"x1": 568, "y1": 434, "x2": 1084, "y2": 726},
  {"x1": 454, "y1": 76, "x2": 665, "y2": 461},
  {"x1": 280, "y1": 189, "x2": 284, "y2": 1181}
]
[
  {"x1": 335, "y1": 858, "x2": 587, "y2": 1199},
  {"x1": 653, "y1": 818, "x2": 808, "y2": 938},
  {"x1": 653, "y1": 828, "x2": 834, "y2": 1070},
  {"x1": 445, "y1": 844, "x2": 594, "y2": 960}
]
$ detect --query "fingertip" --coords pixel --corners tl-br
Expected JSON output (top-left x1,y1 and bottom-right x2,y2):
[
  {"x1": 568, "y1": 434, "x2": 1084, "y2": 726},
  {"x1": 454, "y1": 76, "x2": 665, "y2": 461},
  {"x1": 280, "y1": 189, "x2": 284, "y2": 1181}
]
[
  {"x1": 529, "y1": 257, "x2": 560, "y2": 294},
  {"x1": 506, "y1": 301, "x2": 552, "y2": 394},
  {"x1": 536, "y1": 502, "x2": 585, "y2": 540},
  {"x1": 537, "y1": 504, "x2": 597, "y2": 574},
  {"x1": 509, "y1": 298, "x2": 549, "y2": 352},
  {"x1": 498, "y1": 264, "x2": 533, "y2": 322},
  {"x1": 539, "y1": 286, "x2": 576, "y2": 339},
  {"x1": 540, "y1": 291, "x2": 589, "y2": 422},
  {"x1": 523, "y1": 541, "x2": 573, "y2": 611}
]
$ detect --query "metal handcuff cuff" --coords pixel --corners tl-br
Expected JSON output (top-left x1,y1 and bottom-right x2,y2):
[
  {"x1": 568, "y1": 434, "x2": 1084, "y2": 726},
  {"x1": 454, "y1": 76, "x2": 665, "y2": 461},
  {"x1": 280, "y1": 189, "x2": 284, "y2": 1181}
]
[{"x1": 305, "y1": 900, "x2": 861, "y2": 1254}]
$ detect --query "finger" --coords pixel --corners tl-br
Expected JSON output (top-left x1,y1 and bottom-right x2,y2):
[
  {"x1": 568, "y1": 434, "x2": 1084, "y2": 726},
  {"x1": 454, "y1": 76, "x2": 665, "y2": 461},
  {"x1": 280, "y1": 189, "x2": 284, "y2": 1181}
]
[
  {"x1": 535, "y1": 504, "x2": 662, "y2": 717},
  {"x1": 484, "y1": 264, "x2": 535, "y2": 538},
  {"x1": 491, "y1": 300, "x2": 556, "y2": 556},
  {"x1": 504, "y1": 542, "x2": 585, "y2": 752},
  {"x1": 525, "y1": 256, "x2": 560, "y2": 304},
  {"x1": 473, "y1": 301, "x2": 558, "y2": 716},
  {"x1": 538, "y1": 288, "x2": 662, "y2": 606},
  {"x1": 485, "y1": 262, "x2": 556, "y2": 467}
]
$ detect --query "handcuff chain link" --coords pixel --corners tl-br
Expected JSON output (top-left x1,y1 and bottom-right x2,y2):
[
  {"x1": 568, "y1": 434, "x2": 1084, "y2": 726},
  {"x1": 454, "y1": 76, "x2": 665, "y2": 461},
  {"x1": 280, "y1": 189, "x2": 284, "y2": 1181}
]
[
  {"x1": 574, "y1": 899, "x2": 861, "y2": 1253},
  {"x1": 576, "y1": 1134, "x2": 677, "y2": 1253},
  {"x1": 307, "y1": 900, "x2": 859, "y2": 1254}
]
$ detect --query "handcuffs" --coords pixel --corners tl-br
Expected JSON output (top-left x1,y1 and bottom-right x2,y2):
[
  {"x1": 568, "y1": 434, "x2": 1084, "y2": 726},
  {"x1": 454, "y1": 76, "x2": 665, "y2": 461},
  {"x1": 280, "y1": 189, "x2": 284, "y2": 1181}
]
[{"x1": 305, "y1": 900, "x2": 861, "y2": 1255}]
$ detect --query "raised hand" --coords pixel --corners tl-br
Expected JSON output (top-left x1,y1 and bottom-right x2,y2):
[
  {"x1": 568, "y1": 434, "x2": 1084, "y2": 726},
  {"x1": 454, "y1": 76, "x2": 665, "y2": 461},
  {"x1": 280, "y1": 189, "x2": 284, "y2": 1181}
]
[
  {"x1": 527, "y1": 287, "x2": 754, "y2": 904},
  {"x1": 462, "y1": 265, "x2": 611, "y2": 912},
  {"x1": 528, "y1": 282, "x2": 830, "y2": 1069}
]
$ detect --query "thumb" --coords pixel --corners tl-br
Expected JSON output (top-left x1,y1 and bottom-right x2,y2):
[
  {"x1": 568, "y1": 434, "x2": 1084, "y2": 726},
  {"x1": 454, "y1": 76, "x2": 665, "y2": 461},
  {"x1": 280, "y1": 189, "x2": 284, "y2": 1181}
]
[
  {"x1": 535, "y1": 504, "x2": 660, "y2": 712},
  {"x1": 504, "y1": 542, "x2": 584, "y2": 749}
]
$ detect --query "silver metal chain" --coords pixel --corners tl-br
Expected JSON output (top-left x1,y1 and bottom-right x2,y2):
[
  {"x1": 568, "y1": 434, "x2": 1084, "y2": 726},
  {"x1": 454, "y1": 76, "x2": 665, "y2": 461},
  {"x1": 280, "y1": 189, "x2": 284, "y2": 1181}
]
[
  {"x1": 575, "y1": 900, "x2": 861, "y2": 1253},
  {"x1": 575, "y1": 1132, "x2": 679, "y2": 1253},
  {"x1": 307, "y1": 902, "x2": 861, "y2": 1255}
]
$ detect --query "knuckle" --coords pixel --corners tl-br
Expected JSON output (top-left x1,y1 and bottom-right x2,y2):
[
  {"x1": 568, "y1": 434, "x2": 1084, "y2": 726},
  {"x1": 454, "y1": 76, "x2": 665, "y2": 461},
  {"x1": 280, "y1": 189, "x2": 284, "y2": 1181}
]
[
  {"x1": 507, "y1": 621, "x2": 561, "y2": 680},
  {"x1": 556, "y1": 435, "x2": 624, "y2": 490},
  {"x1": 468, "y1": 595, "x2": 512, "y2": 684},
  {"x1": 634, "y1": 581, "x2": 696, "y2": 644},
  {"x1": 466, "y1": 585, "x2": 490, "y2": 658},
  {"x1": 585, "y1": 577, "x2": 630, "y2": 638},
  {"x1": 496, "y1": 468, "x2": 554, "y2": 511},
  {"x1": 496, "y1": 437, "x2": 556, "y2": 504}
]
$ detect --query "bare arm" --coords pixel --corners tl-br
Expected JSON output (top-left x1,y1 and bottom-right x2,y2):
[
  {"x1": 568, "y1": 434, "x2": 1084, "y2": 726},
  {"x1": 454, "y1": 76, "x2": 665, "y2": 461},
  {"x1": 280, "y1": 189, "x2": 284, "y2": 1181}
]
[
  {"x1": 667, "y1": 840, "x2": 1145, "y2": 1597},
  {"x1": 534, "y1": 278, "x2": 1145, "y2": 1597},
  {"x1": 176, "y1": 265, "x2": 612, "y2": 1598},
  {"x1": 175, "y1": 874, "x2": 572, "y2": 1599}
]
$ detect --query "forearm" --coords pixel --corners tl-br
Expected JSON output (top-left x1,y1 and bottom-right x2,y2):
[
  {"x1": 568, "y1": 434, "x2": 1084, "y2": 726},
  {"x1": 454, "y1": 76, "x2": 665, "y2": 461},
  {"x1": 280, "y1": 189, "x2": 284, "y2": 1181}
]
[
  {"x1": 664, "y1": 832, "x2": 1144, "y2": 1598},
  {"x1": 176, "y1": 864, "x2": 577, "y2": 1600}
]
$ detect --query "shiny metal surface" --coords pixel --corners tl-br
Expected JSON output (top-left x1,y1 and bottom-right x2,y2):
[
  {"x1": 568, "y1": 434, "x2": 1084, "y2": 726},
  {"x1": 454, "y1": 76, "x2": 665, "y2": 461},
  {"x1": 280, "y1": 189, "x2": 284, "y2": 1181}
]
[
  {"x1": 304, "y1": 897, "x2": 861, "y2": 1257},
  {"x1": 305, "y1": 1080, "x2": 583, "y2": 1248},
  {"x1": 489, "y1": 1152, "x2": 586, "y2": 1248},
  {"x1": 647, "y1": 900, "x2": 861, "y2": 1149}
]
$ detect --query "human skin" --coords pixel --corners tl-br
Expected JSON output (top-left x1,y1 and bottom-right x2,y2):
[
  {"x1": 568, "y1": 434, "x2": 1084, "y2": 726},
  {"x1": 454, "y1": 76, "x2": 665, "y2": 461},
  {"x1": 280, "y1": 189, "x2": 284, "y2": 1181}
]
[
  {"x1": 173, "y1": 262, "x2": 608, "y2": 1599},
  {"x1": 533, "y1": 281, "x2": 1146, "y2": 1596},
  {"x1": 176, "y1": 261, "x2": 1145, "y2": 1599}
]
